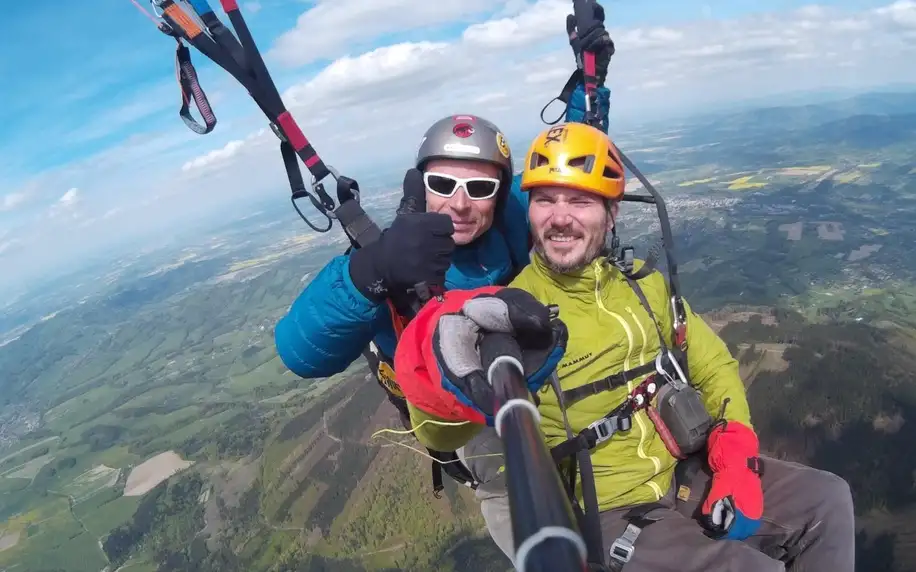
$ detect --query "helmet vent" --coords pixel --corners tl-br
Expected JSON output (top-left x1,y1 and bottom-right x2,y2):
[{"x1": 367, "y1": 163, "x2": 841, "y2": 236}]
[
  {"x1": 567, "y1": 155, "x2": 595, "y2": 174},
  {"x1": 529, "y1": 152, "x2": 550, "y2": 169},
  {"x1": 603, "y1": 165, "x2": 622, "y2": 180}
]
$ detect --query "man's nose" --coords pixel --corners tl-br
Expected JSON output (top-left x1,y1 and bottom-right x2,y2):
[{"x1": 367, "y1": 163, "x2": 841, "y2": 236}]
[
  {"x1": 450, "y1": 186, "x2": 471, "y2": 211},
  {"x1": 550, "y1": 204, "x2": 573, "y2": 225}
]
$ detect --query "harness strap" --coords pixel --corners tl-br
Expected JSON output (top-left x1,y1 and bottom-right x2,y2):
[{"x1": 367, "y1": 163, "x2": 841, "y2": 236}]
[
  {"x1": 551, "y1": 373, "x2": 666, "y2": 465},
  {"x1": 174, "y1": 40, "x2": 216, "y2": 134},
  {"x1": 625, "y1": 275, "x2": 690, "y2": 380},
  {"x1": 431, "y1": 458, "x2": 444, "y2": 498},
  {"x1": 539, "y1": 69, "x2": 583, "y2": 125},
  {"x1": 428, "y1": 449, "x2": 479, "y2": 498},
  {"x1": 550, "y1": 404, "x2": 631, "y2": 464},
  {"x1": 606, "y1": 502, "x2": 666, "y2": 571},
  {"x1": 551, "y1": 374, "x2": 606, "y2": 567},
  {"x1": 154, "y1": 0, "x2": 348, "y2": 234},
  {"x1": 561, "y1": 361, "x2": 655, "y2": 406},
  {"x1": 562, "y1": 268, "x2": 686, "y2": 407},
  {"x1": 624, "y1": 276, "x2": 670, "y2": 353}
]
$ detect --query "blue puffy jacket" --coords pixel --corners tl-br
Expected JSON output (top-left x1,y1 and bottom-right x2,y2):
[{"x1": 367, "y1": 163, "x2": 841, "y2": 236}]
[{"x1": 275, "y1": 83, "x2": 611, "y2": 378}]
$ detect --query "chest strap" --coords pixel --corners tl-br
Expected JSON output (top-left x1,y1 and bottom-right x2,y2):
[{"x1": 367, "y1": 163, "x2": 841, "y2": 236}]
[
  {"x1": 561, "y1": 360, "x2": 657, "y2": 406},
  {"x1": 551, "y1": 373, "x2": 664, "y2": 464}
]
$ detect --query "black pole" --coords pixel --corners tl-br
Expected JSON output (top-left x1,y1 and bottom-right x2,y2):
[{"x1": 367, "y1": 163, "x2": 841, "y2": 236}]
[{"x1": 481, "y1": 333, "x2": 586, "y2": 572}]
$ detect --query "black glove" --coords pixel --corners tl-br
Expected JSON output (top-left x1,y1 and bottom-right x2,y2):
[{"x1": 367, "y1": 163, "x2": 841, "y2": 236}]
[
  {"x1": 567, "y1": 2, "x2": 615, "y2": 86},
  {"x1": 349, "y1": 169, "x2": 455, "y2": 302},
  {"x1": 431, "y1": 288, "x2": 569, "y2": 424}
]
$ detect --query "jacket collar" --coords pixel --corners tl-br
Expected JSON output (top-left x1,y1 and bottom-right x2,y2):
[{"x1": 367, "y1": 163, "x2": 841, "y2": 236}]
[{"x1": 528, "y1": 250, "x2": 616, "y2": 295}]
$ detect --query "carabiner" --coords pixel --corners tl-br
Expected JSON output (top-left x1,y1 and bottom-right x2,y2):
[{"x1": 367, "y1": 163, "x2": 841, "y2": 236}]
[
  {"x1": 150, "y1": 0, "x2": 165, "y2": 17},
  {"x1": 655, "y1": 352, "x2": 687, "y2": 390}
]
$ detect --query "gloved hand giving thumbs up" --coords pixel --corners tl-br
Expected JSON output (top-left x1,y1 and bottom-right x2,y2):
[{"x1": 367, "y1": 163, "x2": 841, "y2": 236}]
[{"x1": 349, "y1": 169, "x2": 455, "y2": 302}]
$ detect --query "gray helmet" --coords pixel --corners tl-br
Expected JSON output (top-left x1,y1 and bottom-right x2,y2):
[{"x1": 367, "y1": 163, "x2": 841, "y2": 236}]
[{"x1": 415, "y1": 114, "x2": 513, "y2": 185}]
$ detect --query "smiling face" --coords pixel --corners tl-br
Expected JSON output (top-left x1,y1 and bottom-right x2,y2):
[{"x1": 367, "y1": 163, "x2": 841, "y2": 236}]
[
  {"x1": 423, "y1": 158, "x2": 501, "y2": 245},
  {"x1": 529, "y1": 186, "x2": 617, "y2": 274}
]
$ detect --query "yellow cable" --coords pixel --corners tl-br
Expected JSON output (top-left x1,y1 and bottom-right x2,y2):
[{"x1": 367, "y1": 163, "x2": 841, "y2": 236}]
[{"x1": 368, "y1": 418, "x2": 502, "y2": 465}]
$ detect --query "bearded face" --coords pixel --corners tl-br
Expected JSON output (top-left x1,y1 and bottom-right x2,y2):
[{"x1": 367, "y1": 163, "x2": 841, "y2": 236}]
[{"x1": 529, "y1": 186, "x2": 616, "y2": 274}]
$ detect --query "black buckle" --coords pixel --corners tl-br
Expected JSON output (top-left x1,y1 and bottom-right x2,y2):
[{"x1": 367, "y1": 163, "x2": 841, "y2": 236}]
[{"x1": 747, "y1": 456, "x2": 764, "y2": 476}]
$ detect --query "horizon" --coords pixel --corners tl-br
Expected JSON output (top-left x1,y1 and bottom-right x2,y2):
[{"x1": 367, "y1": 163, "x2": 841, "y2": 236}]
[{"x1": 1, "y1": 0, "x2": 915, "y2": 296}]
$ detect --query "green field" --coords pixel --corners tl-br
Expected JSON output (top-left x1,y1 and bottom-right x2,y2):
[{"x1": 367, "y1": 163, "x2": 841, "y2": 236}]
[{"x1": 2, "y1": 91, "x2": 916, "y2": 571}]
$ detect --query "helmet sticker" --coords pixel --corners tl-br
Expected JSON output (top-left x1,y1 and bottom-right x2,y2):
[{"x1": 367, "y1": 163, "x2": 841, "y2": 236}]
[
  {"x1": 496, "y1": 132, "x2": 510, "y2": 158},
  {"x1": 453, "y1": 123, "x2": 475, "y2": 138},
  {"x1": 453, "y1": 115, "x2": 477, "y2": 122},
  {"x1": 544, "y1": 125, "x2": 567, "y2": 147},
  {"x1": 444, "y1": 142, "x2": 480, "y2": 154}
]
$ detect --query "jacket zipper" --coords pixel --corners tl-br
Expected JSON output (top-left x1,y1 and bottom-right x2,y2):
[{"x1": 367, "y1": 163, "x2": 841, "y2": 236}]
[{"x1": 593, "y1": 262, "x2": 663, "y2": 500}]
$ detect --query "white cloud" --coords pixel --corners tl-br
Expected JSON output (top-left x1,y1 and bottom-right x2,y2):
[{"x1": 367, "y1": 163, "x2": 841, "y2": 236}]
[
  {"x1": 472, "y1": 92, "x2": 508, "y2": 104},
  {"x1": 58, "y1": 188, "x2": 80, "y2": 207},
  {"x1": 268, "y1": 0, "x2": 494, "y2": 67},
  {"x1": 616, "y1": 27, "x2": 684, "y2": 50},
  {"x1": 1, "y1": 192, "x2": 26, "y2": 212},
  {"x1": 462, "y1": 0, "x2": 568, "y2": 47},
  {"x1": 4, "y1": 0, "x2": 916, "y2": 293},
  {"x1": 628, "y1": 80, "x2": 667, "y2": 91},
  {"x1": 877, "y1": 1, "x2": 916, "y2": 28},
  {"x1": 830, "y1": 19, "x2": 871, "y2": 32},
  {"x1": 182, "y1": 139, "x2": 247, "y2": 172},
  {"x1": 47, "y1": 188, "x2": 82, "y2": 220},
  {"x1": 283, "y1": 41, "x2": 453, "y2": 111},
  {"x1": 183, "y1": 0, "x2": 916, "y2": 208}
]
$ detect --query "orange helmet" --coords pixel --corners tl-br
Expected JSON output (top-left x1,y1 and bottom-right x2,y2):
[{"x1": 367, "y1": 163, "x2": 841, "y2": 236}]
[{"x1": 520, "y1": 122, "x2": 625, "y2": 200}]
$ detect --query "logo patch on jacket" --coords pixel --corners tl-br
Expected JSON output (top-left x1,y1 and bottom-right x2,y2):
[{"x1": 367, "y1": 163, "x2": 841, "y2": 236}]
[
  {"x1": 377, "y1": 361, "x2": 404, "y2": 398},
  {"x1": 559, "y1": 352, "x2": 593, "y2": 369}
]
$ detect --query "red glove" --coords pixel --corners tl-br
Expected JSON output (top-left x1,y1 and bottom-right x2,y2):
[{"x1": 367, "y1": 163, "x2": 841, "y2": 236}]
[
  {"x1": 393, "y1": 286, "x2": 503, "y2": 426},
  {"x1": 700, "y1": 421, "x2": 764, "y2": 540}
]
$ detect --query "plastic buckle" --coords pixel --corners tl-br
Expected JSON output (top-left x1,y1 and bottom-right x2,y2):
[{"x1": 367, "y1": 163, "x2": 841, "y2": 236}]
[
  {"x1": 609, "y1": 537, "x2": 634, "y2": 563},
  {"x1": 588, "y1": 416, "x2": 618, "y2": 444},
  {"x1": 621, "y1": 246, "x2": 635, "y2": 273}
]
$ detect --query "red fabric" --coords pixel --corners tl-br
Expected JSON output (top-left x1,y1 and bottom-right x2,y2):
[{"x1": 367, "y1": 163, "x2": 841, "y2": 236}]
[
  {"x1": 702, "y1": 421, "x2": 763, "y2": 518},
  {"x1": 393, "y1": 286, "x2": 504, "y2": 426}
]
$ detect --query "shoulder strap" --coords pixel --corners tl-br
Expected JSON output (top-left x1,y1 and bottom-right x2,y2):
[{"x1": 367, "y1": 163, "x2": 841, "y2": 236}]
[{"x1": 550, "y1": 374, "x2": 606, "y2": 568}]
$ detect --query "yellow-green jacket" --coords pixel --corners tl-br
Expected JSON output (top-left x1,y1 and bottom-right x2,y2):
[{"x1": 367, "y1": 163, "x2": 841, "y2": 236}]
[{"x1": 407, "y1": 253, "x2": 751, "y2": 511}]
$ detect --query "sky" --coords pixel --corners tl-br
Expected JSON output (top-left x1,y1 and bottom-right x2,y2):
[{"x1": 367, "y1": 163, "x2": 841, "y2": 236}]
[{"x1": 1, "y1": 0, "x2": 915, "y2": 295}]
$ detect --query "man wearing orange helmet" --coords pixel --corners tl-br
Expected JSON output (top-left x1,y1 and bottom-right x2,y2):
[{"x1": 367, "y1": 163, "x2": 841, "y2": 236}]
[{"x1": 392, "y1": 123, "x2": 855, "y2": 571}]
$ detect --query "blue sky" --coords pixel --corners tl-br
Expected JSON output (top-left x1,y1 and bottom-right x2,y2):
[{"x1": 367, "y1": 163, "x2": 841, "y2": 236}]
[{"x1": 1, "y1": 0, "x2": 914, "y2": 297}]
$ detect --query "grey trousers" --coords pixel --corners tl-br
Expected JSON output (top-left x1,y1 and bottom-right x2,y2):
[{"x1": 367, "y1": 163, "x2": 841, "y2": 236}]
[
  {"x1": 456, "y1": 427, "x2": 515, "y2": 559},
  {"x1": 597, "y1": 456, "x2": 856, "y2": 571},
  {"x1": 457, "y1": 429, "x2": 855, "y2": 571}
]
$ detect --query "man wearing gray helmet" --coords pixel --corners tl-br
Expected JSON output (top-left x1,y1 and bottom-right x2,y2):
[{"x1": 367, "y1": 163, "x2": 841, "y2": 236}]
[{"x1": 273, "y1": 9, "x2": 615, "y2": 559}]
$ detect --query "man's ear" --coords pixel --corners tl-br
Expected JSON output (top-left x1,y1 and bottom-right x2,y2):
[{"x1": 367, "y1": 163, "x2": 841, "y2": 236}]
[{"x1": 606, "y1": 200, "x2": 619, "y2": 233}]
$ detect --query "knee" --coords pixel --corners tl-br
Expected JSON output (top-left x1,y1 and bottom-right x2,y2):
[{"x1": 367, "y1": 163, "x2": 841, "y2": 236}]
[{"x1": 809, "y1": 468, "x2": 854, "y2": 520}]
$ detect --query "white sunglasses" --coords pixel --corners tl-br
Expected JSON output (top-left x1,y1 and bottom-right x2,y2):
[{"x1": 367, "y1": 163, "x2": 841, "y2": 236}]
[{"x1": 423, "y1": 172, "x2": 501, "y2": 200}]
